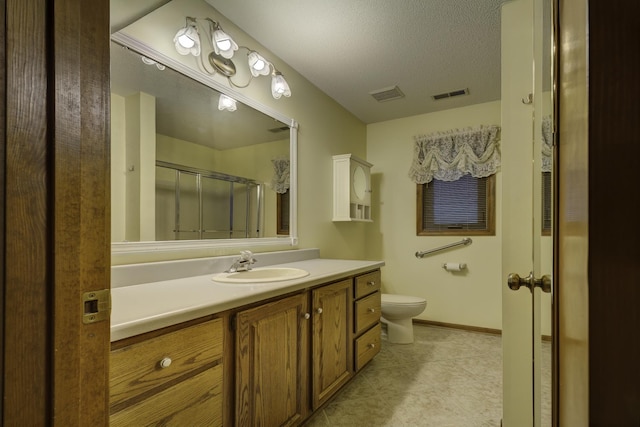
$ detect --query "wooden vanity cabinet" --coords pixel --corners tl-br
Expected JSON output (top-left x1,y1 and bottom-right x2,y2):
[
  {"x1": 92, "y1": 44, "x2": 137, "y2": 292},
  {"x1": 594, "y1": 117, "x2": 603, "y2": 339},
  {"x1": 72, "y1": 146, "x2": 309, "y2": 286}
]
[
  {"x1": 109, "y1": 315, "x2": 225, "y2": 426},
  {"x1": 234, "y1": 279, "x2": 356, "y2": 425},
  {"x1": 108, "y1": 269, "x2": 381, "y2": 427},
  {"x1": 353, "y1": 270, "x2": 382, "y2": 371},
  {"x1": 311, "y1": 279, "x2": 353, "y2": 409}
]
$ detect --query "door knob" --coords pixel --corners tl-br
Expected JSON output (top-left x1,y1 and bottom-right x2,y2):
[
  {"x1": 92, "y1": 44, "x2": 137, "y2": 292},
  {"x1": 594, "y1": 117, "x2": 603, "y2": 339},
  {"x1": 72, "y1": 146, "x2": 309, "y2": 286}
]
[{"x1": 507, "y1": 272, "x2": 551, "y2": 293}]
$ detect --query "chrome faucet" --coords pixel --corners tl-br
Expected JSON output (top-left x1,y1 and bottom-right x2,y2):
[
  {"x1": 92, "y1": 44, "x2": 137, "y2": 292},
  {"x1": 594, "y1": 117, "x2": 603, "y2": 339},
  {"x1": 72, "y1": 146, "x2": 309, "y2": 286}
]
[{"x1": 226, "y1": 250, "x2": 257, "y2": 273}]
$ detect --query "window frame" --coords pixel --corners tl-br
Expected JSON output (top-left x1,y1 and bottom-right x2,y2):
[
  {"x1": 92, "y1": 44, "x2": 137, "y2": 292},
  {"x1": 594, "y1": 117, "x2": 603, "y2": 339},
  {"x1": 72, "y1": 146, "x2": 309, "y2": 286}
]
[
  {"x1": 416, "y1": 174, "x2": 496, "y2": 236},
  {"x1": 276, "y1": 189, "x2": 290, "y2": 235}
]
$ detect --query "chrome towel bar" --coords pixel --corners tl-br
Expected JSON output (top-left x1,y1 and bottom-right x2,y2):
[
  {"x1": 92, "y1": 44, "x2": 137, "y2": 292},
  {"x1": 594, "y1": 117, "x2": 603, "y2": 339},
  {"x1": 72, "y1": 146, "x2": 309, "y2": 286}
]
[{"x1": 415, "y1": 237, "x2": 472, "y2": 258}]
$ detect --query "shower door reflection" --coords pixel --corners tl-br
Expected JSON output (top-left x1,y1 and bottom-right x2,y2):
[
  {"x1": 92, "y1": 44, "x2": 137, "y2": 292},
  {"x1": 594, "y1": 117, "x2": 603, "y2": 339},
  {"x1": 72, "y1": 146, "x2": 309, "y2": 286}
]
[{"x1": 155, "y1": 162, "x2": 264, "y2": 240}]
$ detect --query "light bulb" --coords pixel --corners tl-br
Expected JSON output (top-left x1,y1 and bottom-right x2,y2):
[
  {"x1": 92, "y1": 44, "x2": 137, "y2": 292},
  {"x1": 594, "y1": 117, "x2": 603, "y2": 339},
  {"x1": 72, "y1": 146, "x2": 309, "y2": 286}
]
[
  {"x1": 218, "y1": 94, "x2": 237, "y2": 111},
  {"x1": 248, "y1": 51, "x2": 270, "y2": 77},
  {"x1": 213, "y1": 29, "x2": 238, "y2": 59},
  {"x1": 271, "y1": 72, "x2": 291, "y2": 99},
  {"x1": 216, "y1": 39, "x2": 231, "y2": 51},
  {"x1": 177, "y1": 33, "x2": 195, "y2": 49}
]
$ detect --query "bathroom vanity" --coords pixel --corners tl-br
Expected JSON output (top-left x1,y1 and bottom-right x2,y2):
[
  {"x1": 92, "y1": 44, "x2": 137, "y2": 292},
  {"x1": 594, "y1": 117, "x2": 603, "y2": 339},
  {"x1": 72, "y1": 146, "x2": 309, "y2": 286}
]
[{"x1": 109, "y1": 250, "x2": 383, "y2": 426}]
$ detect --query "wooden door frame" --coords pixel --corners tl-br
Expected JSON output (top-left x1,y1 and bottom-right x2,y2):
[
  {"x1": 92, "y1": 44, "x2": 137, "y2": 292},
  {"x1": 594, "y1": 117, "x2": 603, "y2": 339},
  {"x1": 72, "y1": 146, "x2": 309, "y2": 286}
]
[
  {"x1": 2, "y1": 0, "x2": 111, "y2": 425},
  {"x1": 556, "y1": 0, "x2": 640, "y2": 425}
]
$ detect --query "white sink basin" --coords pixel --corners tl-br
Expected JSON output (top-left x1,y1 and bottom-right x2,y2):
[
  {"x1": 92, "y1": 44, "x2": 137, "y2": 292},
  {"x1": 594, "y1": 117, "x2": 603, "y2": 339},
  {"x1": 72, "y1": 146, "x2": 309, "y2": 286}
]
[{"x1": 212, "y1": 267, "x2": 310, "y2": 283}]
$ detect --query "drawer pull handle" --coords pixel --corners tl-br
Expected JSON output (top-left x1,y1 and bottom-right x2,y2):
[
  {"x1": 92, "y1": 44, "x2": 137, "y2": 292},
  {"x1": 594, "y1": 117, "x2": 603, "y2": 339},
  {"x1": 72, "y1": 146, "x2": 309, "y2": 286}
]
[
  {"x1": 367, "y1": 281, "x2": 376, "y2": 286},
  {"x1": 368, "y1": 343, "x2": 376, "y2": 349},
  {"x1": 316, "y1": 308, "x2": 323, "y2": 314},
  {"x1": 368, "y1": 308, "x2": 376, "y2": 313},
  {"x1": 159, "y1": 357, "x2": 172, "y2": 369},
  {"x1": 303, "y1": 313, "x2": 311, "y2": 320}
]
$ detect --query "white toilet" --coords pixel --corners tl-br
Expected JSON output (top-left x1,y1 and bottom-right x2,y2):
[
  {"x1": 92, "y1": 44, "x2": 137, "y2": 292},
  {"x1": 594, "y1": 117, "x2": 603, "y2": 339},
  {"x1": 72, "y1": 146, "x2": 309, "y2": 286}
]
[{"x1": 380, "y1": 294, "x2": 427, "y2": 344}]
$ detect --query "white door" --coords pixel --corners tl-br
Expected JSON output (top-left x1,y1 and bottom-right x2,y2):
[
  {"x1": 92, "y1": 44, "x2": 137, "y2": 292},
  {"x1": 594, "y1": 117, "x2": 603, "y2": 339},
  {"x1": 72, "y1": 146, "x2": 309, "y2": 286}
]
[{"x1": 501, "y1": 0, "x2": 554, "y2": 425}]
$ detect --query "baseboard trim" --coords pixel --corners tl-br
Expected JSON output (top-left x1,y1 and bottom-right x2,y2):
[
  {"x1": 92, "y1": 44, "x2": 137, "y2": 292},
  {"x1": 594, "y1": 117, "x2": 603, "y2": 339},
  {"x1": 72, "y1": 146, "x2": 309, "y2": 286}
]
[
  {"x1": 412, "y1": 319, "x2": 502, "y2": 335},
  {"x1": 412, "y1": 319, "x2": 552, "y2": 341}
]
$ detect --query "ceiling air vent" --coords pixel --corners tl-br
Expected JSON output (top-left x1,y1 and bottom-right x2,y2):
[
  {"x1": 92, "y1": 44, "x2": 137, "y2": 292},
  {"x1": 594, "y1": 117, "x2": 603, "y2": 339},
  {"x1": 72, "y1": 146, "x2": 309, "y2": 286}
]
[
  {"x1": 268, "y1": 125, "x2": 290, "y2": 133},
  {"x1": 370, "y1": 85, "x2": 405, "y2": 102},
  {"x1": 432, "y1": 88, "x2": 469, "y2": 100}
]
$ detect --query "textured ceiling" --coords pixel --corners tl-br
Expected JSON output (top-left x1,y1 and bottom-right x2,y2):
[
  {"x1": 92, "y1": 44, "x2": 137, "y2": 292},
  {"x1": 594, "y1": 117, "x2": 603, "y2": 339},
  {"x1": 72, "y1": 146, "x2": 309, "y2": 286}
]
[
  {"x1": 205, "y1": 0, "x2": 510, "y2": 123},
  {"x1": 111, "y1": 0, "x2": 510, "y2": 124}
]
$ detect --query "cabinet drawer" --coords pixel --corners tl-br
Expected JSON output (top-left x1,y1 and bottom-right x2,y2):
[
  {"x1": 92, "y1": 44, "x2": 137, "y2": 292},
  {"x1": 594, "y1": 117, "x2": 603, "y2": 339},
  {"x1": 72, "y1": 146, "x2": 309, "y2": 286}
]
[
  {"x1": 110, "y1": 318, "x2": 223, "y2": 407},
  {"x1": 110, "y1": 364, "x2": 223, "y2": 427},
  {"x1": 354, "y1": 270, "x2": 381, "y2": 299},
  {"x1": 354, "y1": 291, "x2": 381, "y2": 335},
  {"x1": 355, "y1": 323, "x2": 381, "y2": 371}
]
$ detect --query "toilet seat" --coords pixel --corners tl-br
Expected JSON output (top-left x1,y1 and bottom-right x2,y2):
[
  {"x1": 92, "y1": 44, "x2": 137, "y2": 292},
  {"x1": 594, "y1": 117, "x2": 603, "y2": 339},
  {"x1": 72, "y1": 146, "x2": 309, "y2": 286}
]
[{"x1": 381, "y1": 294, "x2": 426, "y2": 306}]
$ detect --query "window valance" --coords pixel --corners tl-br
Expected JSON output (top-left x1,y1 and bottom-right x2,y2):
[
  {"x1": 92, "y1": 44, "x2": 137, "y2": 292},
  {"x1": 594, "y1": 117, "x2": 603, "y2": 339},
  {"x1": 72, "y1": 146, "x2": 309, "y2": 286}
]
[
  {"x1": 542, "y1": 115, "x2": 552, "y2": 173},
  {"x1": 271, "y1": 158, "x2": 290, "y2": 194},
  {"x1": 408, "y1": 125, "x2": 501, "y2": 184}
]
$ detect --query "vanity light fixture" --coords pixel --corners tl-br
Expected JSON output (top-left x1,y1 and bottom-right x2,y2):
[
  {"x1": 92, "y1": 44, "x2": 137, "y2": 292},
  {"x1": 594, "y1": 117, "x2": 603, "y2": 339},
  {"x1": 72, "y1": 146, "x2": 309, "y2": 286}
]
[
  {"x1": 173, "y1": 17, "x2": 201, "y2": 56},
  {"x1": 173, "y1": 16, "x2": 291, "y2": 99},
  {"x1": 218, "y1": 94, "x2": 237, "y2": 111}
]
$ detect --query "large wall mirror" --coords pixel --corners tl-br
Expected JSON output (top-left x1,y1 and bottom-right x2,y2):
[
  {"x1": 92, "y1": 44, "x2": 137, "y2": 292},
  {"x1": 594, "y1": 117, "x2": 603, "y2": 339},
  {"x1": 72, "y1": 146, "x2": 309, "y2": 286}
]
[{"x1": 110, "y1": 5, "x2": 298, "y2": 256}]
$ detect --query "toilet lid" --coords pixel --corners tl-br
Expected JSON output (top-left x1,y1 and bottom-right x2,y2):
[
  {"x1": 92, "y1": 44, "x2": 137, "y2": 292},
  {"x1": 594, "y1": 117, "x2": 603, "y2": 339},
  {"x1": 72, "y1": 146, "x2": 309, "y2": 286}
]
[{"x1": 381, "y1": 294, "x2": 426, "y2": 304}]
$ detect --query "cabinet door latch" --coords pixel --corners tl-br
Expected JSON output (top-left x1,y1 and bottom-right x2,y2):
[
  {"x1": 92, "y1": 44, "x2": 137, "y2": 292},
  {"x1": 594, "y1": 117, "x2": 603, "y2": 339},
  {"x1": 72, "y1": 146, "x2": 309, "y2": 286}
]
[{"x1": 83, "y1": 289, "x2": 111, "y2": 324}]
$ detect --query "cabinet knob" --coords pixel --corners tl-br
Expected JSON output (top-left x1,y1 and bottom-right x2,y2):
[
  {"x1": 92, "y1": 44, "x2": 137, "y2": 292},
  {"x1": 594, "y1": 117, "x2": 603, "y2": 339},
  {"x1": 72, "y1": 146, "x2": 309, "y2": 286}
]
[
  {"x1": 303, "y1": 313, "x2": 311, "y2": 320},
  {"x1": 159, "y1": 357, "x2": 172, "y2": 369},
  {"x1": 316, "y1": 308, "x2": 323, "y2": 314},
  {"x1": 368, "y1": 308, "x2": 376, "y2": 313},
  {"x1": 368, "y1": 343, "x2": 376, "y2": 349},
  {"x1": 367, "y1": 281, "x2": 376, "y2": 286}
]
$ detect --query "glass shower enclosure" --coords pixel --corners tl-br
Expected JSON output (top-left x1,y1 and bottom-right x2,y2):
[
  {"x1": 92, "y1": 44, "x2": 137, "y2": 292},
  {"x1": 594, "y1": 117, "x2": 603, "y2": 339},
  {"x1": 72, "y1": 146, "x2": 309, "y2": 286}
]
[{"x1": 155, "y1": 161, "x2": 264, "y2": 240}]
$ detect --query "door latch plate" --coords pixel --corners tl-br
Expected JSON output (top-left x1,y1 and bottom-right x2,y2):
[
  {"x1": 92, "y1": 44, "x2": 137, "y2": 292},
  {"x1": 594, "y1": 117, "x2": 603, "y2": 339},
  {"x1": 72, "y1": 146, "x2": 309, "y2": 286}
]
[{"x1": 83, "y1": 289, "x2": 111, "y2": 324}]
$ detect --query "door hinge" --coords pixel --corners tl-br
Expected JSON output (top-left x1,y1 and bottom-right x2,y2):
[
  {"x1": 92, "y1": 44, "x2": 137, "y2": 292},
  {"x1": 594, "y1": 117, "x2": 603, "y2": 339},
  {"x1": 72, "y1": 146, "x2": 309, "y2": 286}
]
[{"x1": 83, "y1": 289, "x2": 111, "y2": 324}]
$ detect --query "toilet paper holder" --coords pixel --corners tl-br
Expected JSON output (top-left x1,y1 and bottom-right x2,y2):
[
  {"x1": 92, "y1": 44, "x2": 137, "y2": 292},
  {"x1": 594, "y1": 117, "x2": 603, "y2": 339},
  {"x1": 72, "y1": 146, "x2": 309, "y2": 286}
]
[{"x1": 442, "y1": 262, "x2": 467, "y2": 271}]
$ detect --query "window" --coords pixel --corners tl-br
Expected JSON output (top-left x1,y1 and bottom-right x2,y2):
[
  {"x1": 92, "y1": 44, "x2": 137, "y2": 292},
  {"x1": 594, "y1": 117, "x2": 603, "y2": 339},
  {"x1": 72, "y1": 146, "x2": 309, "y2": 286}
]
[
  {"x1": 417, "y1": 174, "x2": 495, "y2": 236},
  {"x1": 277, "y1": 189, "x2": 290, "y2": 235}
]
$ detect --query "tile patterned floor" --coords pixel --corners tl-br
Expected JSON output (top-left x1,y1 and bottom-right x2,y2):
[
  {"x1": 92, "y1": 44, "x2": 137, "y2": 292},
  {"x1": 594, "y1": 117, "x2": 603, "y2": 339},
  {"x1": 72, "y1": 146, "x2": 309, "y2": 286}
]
[{"x1": 303, "y1": 324, "x2": 551, "y2": 427}]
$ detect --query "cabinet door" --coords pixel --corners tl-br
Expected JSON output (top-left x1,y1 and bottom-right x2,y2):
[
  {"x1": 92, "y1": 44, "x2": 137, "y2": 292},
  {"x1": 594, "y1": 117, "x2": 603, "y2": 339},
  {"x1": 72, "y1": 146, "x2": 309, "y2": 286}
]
[
  {"x1": 236, "y1": 293, "x2": 309, "y2": 427},
  {"x1": 311, "y1": 279, "x2": 353, "y2": 409}
]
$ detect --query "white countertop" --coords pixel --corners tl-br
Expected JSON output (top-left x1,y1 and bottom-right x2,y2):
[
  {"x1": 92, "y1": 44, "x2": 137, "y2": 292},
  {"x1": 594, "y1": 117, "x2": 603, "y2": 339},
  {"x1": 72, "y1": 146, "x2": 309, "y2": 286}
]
[{"x1": 111, "y1": 258, "x2": 384, "y2": 341}]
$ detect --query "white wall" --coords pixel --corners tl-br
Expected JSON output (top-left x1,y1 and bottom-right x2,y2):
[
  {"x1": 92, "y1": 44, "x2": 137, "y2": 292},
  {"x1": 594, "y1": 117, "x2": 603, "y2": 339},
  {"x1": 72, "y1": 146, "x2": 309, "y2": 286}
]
[
  {"x1": 111, "y1": 94, "x2": 126, "y2": 243},
  {"x1": 111, "y1": 92, "x2": 157, "y2": 243},
  {"x1": 366, "y1": 101, "x2": 503, "y2": 329}
]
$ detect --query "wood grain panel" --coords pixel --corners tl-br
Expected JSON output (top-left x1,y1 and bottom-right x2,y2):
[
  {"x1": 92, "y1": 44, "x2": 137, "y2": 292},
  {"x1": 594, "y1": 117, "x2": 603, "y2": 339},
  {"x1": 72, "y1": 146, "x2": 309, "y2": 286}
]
[
  {"x1": 557, "y1": 1, "x2": 589, "y2": 424},
  {"x1": 110, "y1": 364, "x2": 223, "y2": 427},
  {"x1": 355, "y1": 323, "x2": 381, "y2": 371},
  {"x1": 355, "y1": 291, "x2": 381, "y2": 334},
  {"x1": 235, "y1": 293, "x2": 309, "y2": 427},
  {"x1": 0, "y1": 0, "x2": 5, "y2": 410},
  {"x1": 312, "y1": 279, "x2": 353, "y2": 409},
  {"x1": 110, "y1": 318, "x2": 223, "y2": 407},
  {"x1": 3, "y1": 1, "x2": 50, "y2": 424},
  {"x1": 51, "y1": 0, "x2": 111, "y2": 426},
  {"x1": 354, "y1": 270, "x2": 381, "y2": 299},
  {"x1": 51, "y1": 0, "x2": 111, "y2": 424},
  {"x1": 585, "y1": 0, "x2": 640, "y2": 424}
]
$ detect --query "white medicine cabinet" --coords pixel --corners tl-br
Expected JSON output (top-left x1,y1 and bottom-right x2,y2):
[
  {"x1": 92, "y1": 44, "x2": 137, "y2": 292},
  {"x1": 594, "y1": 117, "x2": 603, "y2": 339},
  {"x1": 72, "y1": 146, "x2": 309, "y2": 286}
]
[{"x1": 332, "y1": 154, "x2": 373, "y2": 222}]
